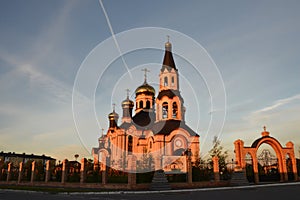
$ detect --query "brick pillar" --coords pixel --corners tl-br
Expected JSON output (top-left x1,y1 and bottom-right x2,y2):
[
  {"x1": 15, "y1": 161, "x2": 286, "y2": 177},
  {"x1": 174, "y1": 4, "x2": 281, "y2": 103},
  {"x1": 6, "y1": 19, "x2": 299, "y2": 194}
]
[
  {"x1": 212, "y1": 156, "x2": 220, "y2": 182},
  {"x1": 18, "y1": 162, "x2": 24, "y2": 184},
  {"x1": 61, "y1": 159, "x2": 68, "y2": 183},
  {"x1": 45, "y1": 160, "x2": 51, "y2": 183},
  {"x1": 127, "y1": 155, "x2": 136, "y2": 188},
  {"x1": 30, "y1": 161, "x2": 36, "y2": 183},
  {"x1": 101, "y1": 158, "x2": 108, "y2": 184},
  {"x1": 187, "y1": 154, "x2": 192, "y2": 184},
  {"x1": 252, "y1": 158, "x2": 259, "y2": 184},
  {"x1": 80, "y1": 158, "x2": 87, "y2": 184},
  {"x1": 6, "y1": 163, "x2": 11, "y2": 182}
]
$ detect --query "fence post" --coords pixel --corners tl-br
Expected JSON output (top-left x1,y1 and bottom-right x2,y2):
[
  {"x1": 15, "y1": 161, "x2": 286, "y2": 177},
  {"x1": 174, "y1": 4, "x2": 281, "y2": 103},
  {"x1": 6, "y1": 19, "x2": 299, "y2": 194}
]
[
  {"x1": 213, "y1": 156, "x2": 220, "y2": 182},
  {"x1": 127, "y1": 155, "x2": 136, "y2": 188},
  {"x1": 61, "y1": 159, "x2": 68, "y2": 184},
  {"x1": 18, "y1": 162, "x2": 24, "y2": 184},
  {"x1": 6, "y1": 163, "x2": 11, "y2": 182},
  {"x1": 30, "y1": 161, "x2": 36, "y2": 183},
  {"x1": 45, "y1": 160, "x2": 51, "y2": 183},
  {"x1": 80, "y1": 158, "x2": 87, "y2": 184}
]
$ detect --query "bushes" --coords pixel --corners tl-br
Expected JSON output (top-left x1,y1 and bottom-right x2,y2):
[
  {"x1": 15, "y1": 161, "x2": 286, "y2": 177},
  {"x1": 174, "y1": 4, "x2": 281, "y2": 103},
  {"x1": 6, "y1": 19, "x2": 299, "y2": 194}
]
[
  {"x1": 192, "y1": 166, "x2": 212, "y2": 182},
  {"x1": 136, "y1": 171, "x2": 154, "y2": 183}
]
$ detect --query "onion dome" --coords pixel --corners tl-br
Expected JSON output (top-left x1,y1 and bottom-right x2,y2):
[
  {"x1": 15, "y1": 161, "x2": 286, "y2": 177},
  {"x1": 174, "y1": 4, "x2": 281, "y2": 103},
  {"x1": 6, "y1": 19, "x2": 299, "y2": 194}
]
[
  {"x1": 122, "y1": 97, "x2": 134, "y2": 108},
  {"x1": 108, "y1": 110, "x2": 119, "y2": 119},
  {"x1": 108, "y1": 107, "x2": 119, "y2": 129},
  {"x1": 135, "y1": 82, "x2": 155, "y2": 96}
]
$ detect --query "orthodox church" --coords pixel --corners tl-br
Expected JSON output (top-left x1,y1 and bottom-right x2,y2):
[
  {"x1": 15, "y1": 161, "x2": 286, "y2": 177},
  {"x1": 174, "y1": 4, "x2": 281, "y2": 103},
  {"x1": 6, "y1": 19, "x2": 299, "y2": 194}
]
[{"x1": 92, "y1": 40, "x2": 200, "y2": 173}]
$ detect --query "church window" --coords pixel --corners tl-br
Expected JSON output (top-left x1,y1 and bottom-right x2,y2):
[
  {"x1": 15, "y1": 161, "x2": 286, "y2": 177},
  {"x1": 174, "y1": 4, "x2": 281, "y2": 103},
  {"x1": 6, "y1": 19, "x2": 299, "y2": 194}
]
[
  {"x1": 171, "y1": 76, "x2": 175, "y2": 86},
  {"x1": 139, "y1": 100, "x2": 143, "y2": 109},
  {"x1": 164, "y1": 77, "x2": 168, "y2": 86},
  {"x1": 128, "y1": 135, "x2": 133, "y2": 154},
  {"x1": 150, "y1": 141, "x2": 152, "y2": 149},
  {"x1": 162, "y1": 102, "x2": 168, "y2": 119},
  {"x1": 172, "y1": 102, "x2": 178, "y2": 118},
  {"x1": 146, "y1": 100, "x2": 151, "y2": 109}
]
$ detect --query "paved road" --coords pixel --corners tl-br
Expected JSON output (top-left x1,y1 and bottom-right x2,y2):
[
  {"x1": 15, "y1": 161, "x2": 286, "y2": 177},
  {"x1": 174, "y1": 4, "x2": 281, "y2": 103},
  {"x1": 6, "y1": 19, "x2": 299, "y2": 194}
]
[{"x1": 1, "y1": 182, "x2": 300, "y2": 200}]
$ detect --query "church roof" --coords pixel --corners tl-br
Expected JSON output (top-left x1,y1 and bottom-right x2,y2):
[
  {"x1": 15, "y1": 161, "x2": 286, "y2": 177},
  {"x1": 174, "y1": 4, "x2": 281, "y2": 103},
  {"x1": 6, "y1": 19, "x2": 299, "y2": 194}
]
[
  {"x1": 119, "y1": 113, "x2": 198, "y2": 137},
  {"x1": 152, "y1": 120, "x2": 198, "y2": 136},
  {"x1": 132, "y1": 110, "x2": 156, "y2": 129}
]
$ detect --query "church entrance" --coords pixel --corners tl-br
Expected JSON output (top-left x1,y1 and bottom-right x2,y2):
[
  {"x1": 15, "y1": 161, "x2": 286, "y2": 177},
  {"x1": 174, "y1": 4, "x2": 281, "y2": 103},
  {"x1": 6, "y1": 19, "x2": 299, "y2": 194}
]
[{"x1": 234, "y1": 127, "x2": 298, "y2": 183}]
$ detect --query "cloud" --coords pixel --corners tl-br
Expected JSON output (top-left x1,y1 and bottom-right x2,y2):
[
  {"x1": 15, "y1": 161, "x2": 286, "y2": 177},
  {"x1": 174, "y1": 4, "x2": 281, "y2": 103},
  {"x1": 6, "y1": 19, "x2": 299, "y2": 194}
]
[{"x1": 252, "y1": 94, "x2": 300, "y2": 114}]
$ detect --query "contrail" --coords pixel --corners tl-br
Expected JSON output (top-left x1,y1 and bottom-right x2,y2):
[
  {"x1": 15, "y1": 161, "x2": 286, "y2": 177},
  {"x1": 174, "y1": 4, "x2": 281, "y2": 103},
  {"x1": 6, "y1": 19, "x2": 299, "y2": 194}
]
[{"x1": 98, "y1": 0, "x2": 132, "y2": 78}]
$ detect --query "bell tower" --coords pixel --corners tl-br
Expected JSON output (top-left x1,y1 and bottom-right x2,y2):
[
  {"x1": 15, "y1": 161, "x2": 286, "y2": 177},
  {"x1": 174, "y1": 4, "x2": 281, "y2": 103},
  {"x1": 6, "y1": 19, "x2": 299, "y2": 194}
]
[{"x1": 156, "y1": 39, "x2": 185, "y2": 121}]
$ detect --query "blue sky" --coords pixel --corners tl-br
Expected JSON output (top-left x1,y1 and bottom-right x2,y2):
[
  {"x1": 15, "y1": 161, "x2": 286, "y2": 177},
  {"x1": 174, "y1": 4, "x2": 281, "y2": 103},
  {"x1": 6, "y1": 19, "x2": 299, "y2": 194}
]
[{"x1": 0, "y1": 0, "x2": 300, "y2": 162}]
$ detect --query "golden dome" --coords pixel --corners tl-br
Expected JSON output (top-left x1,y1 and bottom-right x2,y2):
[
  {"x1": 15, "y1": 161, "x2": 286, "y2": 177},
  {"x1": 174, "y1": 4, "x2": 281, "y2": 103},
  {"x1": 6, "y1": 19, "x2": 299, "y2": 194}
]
[
  {"x1": 108, "y1": 111, "x2": 119, "y2": 119},
  {"x1": 165, "y1": 41, "x2": 172, "y2": 48},
  {"x1": 135, "y1": 83, "x2": 155, "y2": 95},
  {"x1": 122, "y1": 97, "x2": 134, "y2": 107}
]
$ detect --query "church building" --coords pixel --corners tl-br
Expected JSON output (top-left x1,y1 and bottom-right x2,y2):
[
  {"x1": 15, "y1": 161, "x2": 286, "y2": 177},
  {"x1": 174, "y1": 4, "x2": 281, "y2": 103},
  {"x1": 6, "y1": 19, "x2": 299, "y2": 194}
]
[{"x1": 92, "y1": 40, "x2": 200, "y2": 173}]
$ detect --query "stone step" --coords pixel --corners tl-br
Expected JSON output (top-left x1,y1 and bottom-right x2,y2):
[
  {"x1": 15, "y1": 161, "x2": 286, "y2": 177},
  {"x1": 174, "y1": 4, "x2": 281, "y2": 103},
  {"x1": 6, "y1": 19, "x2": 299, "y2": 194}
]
[
  {"x1": 230, "y1": 170, "x2": 249, "y2": 186},
  {"x1": 150, "y1": 170, "x2": 171, "y2": 191}
]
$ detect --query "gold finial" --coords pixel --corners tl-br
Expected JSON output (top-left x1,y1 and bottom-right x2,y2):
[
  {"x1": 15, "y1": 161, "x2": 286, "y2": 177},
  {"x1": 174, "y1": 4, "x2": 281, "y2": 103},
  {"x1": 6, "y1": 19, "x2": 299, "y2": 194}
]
[
  {"x1": 141, "y1": 68, "x2": 150, "y2": 83},
  {"x1": 165, "y1": 35, "x2": 172, "y2": 50}
]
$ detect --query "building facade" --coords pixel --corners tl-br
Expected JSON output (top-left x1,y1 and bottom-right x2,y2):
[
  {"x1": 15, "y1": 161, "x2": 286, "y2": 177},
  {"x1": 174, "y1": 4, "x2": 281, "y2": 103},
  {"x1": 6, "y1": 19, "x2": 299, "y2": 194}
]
[{"x1": 92, "y1": 40, "x2": 200, "y2": 173}]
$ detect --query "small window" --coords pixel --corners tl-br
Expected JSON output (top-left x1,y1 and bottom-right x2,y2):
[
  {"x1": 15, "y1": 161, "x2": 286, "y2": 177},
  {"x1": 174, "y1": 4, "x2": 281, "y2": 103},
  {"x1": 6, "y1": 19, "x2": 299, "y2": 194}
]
[
  {"x1": 146, "y1": 100, "x2": 151, "y2": 109},
  {"x1": 172, "y1": 102, "x2": 178, "y2": 118},
  {"x1": 164, "y1": 77, "x2": 168, "y2": 86},
  {"x1": 171, "y1": 76, "x2": 175, "y2": 86},
  {"x1": 162, "y1": 102, "x2": 168, "y2": 119},
  {"x1": 150, "y1": 141, "x2": 152, "y2": 149},
  {"x1": 128, "y1": 135, "x2": 133, "y2": 154},
  {"x1": 139, "y1": 101, "x2": 143, "y2": 109}
]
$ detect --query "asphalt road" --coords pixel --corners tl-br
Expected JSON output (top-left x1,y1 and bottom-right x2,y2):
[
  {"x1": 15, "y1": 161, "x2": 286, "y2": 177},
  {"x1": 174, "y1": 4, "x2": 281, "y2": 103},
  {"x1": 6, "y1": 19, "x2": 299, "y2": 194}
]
[{"x1": 1, "y1": 182, "x2": 300, "y2": 200}]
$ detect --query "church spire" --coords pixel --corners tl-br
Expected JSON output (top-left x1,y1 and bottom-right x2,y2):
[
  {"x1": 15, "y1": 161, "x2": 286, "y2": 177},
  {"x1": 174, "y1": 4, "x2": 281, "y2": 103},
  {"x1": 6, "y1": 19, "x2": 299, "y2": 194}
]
[{"x1": 162, "y1": 36, "x2": 176, "y2": 71}]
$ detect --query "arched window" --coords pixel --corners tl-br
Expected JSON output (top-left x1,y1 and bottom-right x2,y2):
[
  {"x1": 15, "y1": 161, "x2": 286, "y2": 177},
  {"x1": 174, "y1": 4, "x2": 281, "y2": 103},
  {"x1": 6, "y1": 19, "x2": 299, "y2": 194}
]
[
  {"x1": 146, "y1": 100, "x2": 151, "y2": 109},
  {"x1": 172, "y1": 102, "x2": 178, "y2": 118},
  {"x1": 162, "y1": 102, "x2": 168, "y2": 119},
  {"x1": 139, "y1": 100, "x2": 143, "y2": 109},
  {"x1": 164, "y1": 77, "x2": 168, "y2": 86},
  {"x1": 171, "y1": 76, "x2": 175, "y2": 86},
  {"x1": 128, "y1": 135, "x2": 133, "y2": 154}
]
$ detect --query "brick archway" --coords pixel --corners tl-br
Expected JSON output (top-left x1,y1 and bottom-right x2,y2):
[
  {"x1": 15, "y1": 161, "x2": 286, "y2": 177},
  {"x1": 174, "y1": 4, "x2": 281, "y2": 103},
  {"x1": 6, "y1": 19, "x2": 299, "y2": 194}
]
[{"x1": 234, "y1": 127, "x2": 298, "y2": 183}]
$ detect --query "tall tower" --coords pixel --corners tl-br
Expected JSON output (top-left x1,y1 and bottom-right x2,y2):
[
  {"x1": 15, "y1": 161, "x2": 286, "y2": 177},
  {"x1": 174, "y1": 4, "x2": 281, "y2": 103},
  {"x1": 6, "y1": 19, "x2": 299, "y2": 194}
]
[{"x1": 156, "y1": 39, "x2": 185, "y2": 121}]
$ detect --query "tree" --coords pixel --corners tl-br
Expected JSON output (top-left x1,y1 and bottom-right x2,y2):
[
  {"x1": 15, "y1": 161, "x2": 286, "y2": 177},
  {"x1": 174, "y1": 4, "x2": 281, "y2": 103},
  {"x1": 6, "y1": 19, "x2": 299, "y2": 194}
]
[
  {"x1": 74, "y1": 154, "x2": 79, "y2": 161},
  {"x1": 208, "y1": 136, "x2": 228, "y2": 174}
]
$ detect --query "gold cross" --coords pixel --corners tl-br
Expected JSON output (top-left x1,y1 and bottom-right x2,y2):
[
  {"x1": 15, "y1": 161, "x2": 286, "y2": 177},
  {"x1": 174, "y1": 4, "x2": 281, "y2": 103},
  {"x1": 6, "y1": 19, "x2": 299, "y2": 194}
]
[
  {"x1": 126, "y1": 89, "x2": 130, "y2": 98},
  {"x1": 141, "y1": 68, "x2": 150, "y2": 83}
]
